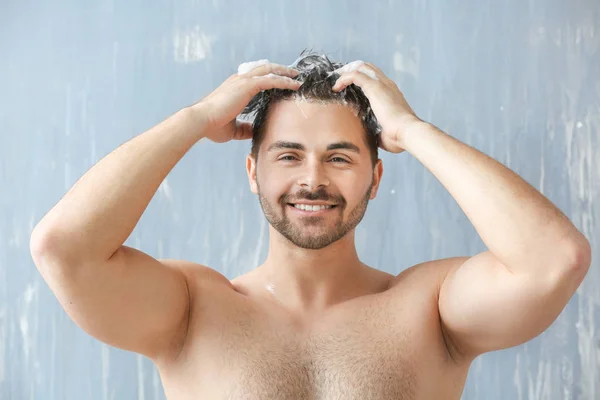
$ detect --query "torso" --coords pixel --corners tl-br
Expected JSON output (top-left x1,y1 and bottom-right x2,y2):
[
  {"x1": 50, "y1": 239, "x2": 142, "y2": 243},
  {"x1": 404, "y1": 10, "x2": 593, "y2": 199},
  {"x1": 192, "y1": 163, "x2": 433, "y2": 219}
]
[{"x1": 155, "y1": 259, "x2": 474, "y2": 399}]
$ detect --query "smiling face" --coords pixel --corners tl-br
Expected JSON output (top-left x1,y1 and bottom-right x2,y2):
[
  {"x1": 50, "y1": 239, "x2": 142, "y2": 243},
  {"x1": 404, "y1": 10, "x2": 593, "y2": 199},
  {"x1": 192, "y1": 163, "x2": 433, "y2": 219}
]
[{"x1": 246, "y1": 99, "x2": 383, "y2": 250}]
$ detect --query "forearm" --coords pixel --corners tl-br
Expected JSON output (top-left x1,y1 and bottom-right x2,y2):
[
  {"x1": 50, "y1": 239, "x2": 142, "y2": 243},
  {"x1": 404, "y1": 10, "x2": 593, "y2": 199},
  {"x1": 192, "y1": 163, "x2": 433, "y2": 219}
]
[
  {"x1": 400, "y1": 121, "x2": 589, "y2": 274},
  {"x1": 31, "y1": 106, "x2": 208, "y2": 263}
]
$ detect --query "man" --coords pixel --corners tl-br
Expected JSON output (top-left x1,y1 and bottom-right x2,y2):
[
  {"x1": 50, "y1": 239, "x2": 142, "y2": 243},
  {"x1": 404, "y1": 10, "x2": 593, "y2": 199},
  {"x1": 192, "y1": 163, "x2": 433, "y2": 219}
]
[{"x1": 30, "y1": 51, "x2": 591, "y2": 399}]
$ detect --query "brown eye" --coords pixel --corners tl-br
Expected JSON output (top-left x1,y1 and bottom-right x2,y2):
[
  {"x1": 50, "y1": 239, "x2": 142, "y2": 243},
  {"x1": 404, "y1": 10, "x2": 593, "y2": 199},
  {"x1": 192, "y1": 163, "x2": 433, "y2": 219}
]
[{"x1": 330, "y1": 157, "x2": 349, "y2": 163}]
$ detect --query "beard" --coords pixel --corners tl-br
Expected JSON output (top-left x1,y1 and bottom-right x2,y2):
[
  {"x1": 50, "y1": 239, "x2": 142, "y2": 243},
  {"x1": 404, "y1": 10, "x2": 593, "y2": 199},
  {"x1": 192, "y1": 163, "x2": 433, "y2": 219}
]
[{"x1": 256, "y1": 179, "x2": 373, "y2": 250}]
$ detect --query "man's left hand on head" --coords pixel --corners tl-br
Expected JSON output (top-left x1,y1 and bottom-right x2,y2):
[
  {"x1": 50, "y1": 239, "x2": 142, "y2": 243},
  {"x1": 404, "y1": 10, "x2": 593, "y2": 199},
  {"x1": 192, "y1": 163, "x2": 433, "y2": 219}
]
[{"x1": 331, "y1": 60, "x2": 422, "y2": 154}]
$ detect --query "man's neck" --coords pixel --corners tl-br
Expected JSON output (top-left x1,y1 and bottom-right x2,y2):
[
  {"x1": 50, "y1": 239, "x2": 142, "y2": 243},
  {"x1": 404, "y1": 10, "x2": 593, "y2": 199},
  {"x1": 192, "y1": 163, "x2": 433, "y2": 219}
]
[{"x1": 256, "y1": 229, "x2": 371, "y2": 313}]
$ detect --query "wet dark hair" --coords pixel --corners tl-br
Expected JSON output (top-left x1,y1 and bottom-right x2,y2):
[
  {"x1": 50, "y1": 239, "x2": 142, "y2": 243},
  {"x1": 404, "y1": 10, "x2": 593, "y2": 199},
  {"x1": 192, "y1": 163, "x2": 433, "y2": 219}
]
[{"x1": 240, "y1": 50, "x2": 381, "y2": 167}]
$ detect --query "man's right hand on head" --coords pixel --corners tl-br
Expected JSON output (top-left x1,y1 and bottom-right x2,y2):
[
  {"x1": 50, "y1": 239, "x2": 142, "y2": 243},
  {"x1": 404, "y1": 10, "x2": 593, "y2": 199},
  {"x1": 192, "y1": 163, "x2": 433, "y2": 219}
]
[{"x1": 193, "y1": 62, "x2": 301, "y2": 144}]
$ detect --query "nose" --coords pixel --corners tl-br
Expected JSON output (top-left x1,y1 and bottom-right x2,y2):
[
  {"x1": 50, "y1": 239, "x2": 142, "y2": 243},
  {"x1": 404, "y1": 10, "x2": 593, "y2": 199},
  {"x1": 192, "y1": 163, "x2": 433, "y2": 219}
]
[{"x1": 297, "y1": 158, "x2": 330, "y2": 190}]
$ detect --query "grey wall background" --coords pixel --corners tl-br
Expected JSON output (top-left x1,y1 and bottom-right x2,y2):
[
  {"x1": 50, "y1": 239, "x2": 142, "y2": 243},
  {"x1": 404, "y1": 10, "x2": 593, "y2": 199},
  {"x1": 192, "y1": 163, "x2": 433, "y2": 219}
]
[{"x1": 1, "y1": 0, "x2": 598, "y2": 399}]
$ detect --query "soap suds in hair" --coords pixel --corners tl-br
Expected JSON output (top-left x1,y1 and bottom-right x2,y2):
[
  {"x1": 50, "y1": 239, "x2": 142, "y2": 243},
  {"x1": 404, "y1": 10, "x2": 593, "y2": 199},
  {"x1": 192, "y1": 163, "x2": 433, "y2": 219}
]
[
  {"x1": 238, "y1": 59, "x2": 271, "y2": 75},
  {"x1": 252, "y1": 73, "x2": 297, "y2": 83},
  {"x1": 240, "y1": 51, "x2": 384, "y2": 150},
  {"x1": 329, "y1": 60, "x2": 379, "y2": 80}
]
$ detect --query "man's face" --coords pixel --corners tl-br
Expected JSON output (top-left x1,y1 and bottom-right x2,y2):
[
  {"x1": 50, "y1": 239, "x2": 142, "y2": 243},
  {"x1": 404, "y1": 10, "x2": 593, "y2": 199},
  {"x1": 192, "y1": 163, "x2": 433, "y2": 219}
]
[{"x1": 246, "y1": 100, "x2": 383, "y2": 250}]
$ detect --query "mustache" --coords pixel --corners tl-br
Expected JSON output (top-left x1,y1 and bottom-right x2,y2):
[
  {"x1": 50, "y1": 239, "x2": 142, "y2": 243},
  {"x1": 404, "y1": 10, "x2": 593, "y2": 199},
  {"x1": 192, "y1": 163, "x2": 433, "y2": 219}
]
[{"x1": 285, "y1": 189, "x2": 342, "y2": 204}]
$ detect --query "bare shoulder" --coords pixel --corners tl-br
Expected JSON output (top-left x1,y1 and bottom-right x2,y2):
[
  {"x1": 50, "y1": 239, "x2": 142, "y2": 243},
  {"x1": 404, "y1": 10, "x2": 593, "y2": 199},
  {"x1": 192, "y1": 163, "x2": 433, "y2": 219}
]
[
  {"x1": 158, "y1": 258, "x2": 232, "y2": 285},
  {"x1": 151, "y1": 259, "x2": 241, "y2": 362},
  {"x1": 389, "y1": 256, "x2": 470, "y2": 291},
  {"x1": 386, "y1": 256, "x2": 472, "y2": 364}
]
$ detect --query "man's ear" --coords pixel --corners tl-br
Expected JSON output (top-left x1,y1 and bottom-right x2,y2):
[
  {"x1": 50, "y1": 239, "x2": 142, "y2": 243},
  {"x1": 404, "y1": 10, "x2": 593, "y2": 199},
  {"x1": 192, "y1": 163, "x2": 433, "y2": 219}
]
[
  {"x1": 369, "y1": 159, "x2": 384, "y2": 200},
  {"x1": 246, "y1": 153, "x2": 258, "y2": 194}
]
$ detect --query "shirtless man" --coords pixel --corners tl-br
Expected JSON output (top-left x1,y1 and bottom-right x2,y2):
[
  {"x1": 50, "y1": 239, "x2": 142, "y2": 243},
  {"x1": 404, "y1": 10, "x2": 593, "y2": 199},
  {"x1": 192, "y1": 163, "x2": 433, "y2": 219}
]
[{"x1": 30, "y1": 52, "x2": 591, "y2": 399}]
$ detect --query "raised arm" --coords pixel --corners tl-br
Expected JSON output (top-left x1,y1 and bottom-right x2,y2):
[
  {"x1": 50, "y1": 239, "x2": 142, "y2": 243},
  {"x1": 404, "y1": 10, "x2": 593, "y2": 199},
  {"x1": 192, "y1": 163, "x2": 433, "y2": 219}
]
[
  {"x1": 29, "y1": 63, "x2": 302, "y2": 361},
  {"x1": 401, "y1": 121, "x2": 591, "y2": 359},
  {"x1": 29, "y1": 106, "x2": 207, "y2": 361},
  {"x1": 331, "y1": 61, "x2": 591, "y2": 360}
]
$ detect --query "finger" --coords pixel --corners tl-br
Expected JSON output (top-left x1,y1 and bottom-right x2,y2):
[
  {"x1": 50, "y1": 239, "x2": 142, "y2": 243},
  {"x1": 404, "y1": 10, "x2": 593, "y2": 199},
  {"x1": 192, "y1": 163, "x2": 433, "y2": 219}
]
[
  {"x1": 356, "y1": 65, "x2": 379, "y2": 81},
  {"x1": 331, "y1": 70, "x2": 375, "y2": 92},
  {"x1": 364, "y1": 62, "x2": 386, "y2": 78},
  {"x1": 364, "y1": 62, "x2": 394, "y2": 84},
  {"x1": 252, "y1": 74, "x2": 302, "y2": 91},
  {"x1": 232, "y1": 119, "x2": 254, "y2": 140},
  {"x1": 239, "y1": 63, "x2": 300, "y2": 79},
  {"x1": 331, "y1": 61, "x2": 378, "y2": 80}
]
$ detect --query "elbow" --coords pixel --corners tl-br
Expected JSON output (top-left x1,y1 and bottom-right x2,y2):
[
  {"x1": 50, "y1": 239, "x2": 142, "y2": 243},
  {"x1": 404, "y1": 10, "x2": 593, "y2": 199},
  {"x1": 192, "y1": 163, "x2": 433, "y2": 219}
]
[
  {"x1": 30, "y1": 227, "x2": 60, "y2": 269},
  {"x1": 543, "y1": 236, "x2": 592, "y2": 307},
  {"x1": 553, "y1": 235, "x2": 592, "y2": 287},
  {"x1": 30, "y1": 227, "x2": 79, "y2": 268},
  {"x1": 30, "y1": 226, "x2": 52, "y2": 260},
  {"x1": 567, "y1": 235, "x2": 592, "y2": 272}
]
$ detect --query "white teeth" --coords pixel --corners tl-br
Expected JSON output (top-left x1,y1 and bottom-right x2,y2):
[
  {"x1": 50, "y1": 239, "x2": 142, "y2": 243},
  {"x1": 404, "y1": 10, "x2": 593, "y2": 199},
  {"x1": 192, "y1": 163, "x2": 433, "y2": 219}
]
[{"x1": 293, "y1": 204, "x2": 333, "y2": 211}]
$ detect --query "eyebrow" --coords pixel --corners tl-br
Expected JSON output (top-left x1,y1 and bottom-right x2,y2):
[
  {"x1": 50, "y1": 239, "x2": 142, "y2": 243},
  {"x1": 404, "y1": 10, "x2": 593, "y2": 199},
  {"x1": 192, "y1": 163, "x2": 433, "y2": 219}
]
[{"x1": 266, "y1": 140, "x2": 361, "y2": 154}]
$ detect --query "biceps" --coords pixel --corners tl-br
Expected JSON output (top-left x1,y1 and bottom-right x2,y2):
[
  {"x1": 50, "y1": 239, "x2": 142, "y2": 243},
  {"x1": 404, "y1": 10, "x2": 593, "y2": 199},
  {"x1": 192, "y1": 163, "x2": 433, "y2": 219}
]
[
  {"x1": 47, "y1": 245, "x2": 191, "y2": 360},
  {"x1": 438, "y1": 251, "x2": 564, "y2": 358}
]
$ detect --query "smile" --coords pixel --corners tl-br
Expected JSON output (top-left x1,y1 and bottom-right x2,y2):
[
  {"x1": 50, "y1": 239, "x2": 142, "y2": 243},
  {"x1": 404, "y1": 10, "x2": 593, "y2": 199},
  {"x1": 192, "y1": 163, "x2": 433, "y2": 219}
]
[{"x1": 287, "y1": 204, "x2": 337, "y2": 214}]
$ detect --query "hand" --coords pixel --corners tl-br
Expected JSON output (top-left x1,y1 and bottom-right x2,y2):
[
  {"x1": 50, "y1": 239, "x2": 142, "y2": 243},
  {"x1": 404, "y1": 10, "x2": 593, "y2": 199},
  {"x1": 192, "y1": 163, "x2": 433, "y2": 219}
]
[
  {"x1": 193, "y1": 63, "x2": 302, "y2": 144},
  {"x1": 331, "y1": 61, "x2": 422, "y2": 154}
]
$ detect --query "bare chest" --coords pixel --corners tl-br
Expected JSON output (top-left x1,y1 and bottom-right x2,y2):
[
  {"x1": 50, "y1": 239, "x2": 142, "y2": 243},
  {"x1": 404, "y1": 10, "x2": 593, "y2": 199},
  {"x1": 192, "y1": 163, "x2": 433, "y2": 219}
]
[
  {"x1": 160, "y1": 284, "x2": 467, "y2": 400},
  {"x1": 219, "y1": 319, "x2": 424, "y2": 400}
]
